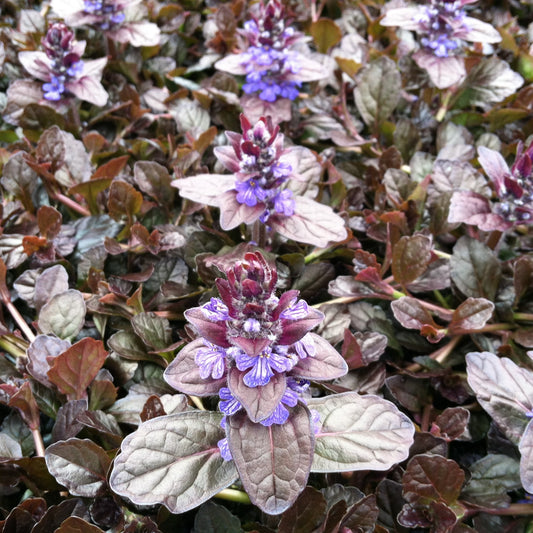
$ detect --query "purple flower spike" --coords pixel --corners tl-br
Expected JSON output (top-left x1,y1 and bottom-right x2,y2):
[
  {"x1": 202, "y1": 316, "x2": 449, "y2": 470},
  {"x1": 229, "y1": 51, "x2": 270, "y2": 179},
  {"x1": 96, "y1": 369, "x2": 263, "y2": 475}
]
[
  {"x1": 18, "y1": 22, "x2": 108, "y2": 107},
  {"x1": 215, "y1": 0, "x2": 326, "y2": 103},
  {"x1": 235, "y1": 346, "x2": 291, "y2": 387},
  {"x1": 381, "y1": 0, "x2": 502, "y2": 88},
  {"x1": 172, "y1": 114, "x2": 348, "y2": 248},
  {"x1": 164, "y1": 252, "x2": 348, "y2": 462}
]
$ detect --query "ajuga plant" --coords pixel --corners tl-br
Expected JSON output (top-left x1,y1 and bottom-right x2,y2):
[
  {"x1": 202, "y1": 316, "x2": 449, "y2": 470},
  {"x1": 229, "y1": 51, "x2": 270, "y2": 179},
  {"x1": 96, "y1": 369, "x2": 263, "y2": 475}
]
[
  {"x1": 172, "y1": 114, "x2": 347, "y2": 248},
  {"x1": 109, "y1": 252, "x2": 415, "y2": 515},
  {"x1": 50, "y1": 0, "x2": 160, "y2": 47},
  {"x1": 380, "y1": 0, "x2": 502, "y2": 88},
  {"x1": 215, "y1": 0, "x2": 326, "y2": 120},
  {"x1": 14, "y1": 22, "x2": 108, "y2": 108}
]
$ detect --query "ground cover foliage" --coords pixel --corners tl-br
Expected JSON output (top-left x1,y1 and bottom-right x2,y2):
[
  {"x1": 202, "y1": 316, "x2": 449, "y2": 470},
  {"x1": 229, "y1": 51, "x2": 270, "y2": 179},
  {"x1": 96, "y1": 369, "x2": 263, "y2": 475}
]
[{"x1": 0, "y1": 0, "x2": 533, "y2": 531}]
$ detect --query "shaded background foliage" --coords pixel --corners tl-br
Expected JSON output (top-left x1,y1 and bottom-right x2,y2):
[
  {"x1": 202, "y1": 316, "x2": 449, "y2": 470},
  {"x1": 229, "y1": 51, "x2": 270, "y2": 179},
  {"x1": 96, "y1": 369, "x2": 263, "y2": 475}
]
[{"x1": 0, "y1": 0, "x2": 533, "y2": 531}]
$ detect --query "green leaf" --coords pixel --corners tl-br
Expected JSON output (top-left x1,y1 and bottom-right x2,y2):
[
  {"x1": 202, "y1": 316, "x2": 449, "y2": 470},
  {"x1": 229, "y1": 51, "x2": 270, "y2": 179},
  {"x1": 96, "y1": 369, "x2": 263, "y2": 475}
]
[
  {"x1": 462, "y1": 454, "x2": 521, "y2": 507},
  {"x1": 354, "y1": 56, "x2": 401, "y2": 126},
  {"x1": 310, "y1": 18, "x2": 342, "y2": 53},
  {"x1": 193, "y1": 501, "x2": 243, "y2": 533},
  {"x1": 227, "y1": 403, "x2": 314, "y2": 515},
  {"x1": 309, "y1": 392, "x2": 415, "y2": 472},
  {"x1": 109, "y1": 411, "x2": 237, "y2": 513},
  {"x1": 450, "y1": 236, "x2": 501, "y2": 300},
  {"x1": 47, "y1": 338, "x2": 108, "y2": 401},
  {"x1": 38, "y1": 289, "x2": 86, "y2": 340},
  {"x1": 45, "y1": 438, "x2": 111, "y2": 497}
]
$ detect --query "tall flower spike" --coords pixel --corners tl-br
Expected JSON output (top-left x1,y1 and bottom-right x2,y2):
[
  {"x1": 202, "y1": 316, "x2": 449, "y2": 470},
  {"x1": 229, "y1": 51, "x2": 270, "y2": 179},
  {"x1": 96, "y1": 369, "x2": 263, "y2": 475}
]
[
  {"x1": 381, "y1": 0, "x2": 502, "y2": 88},
  {"x1": 172, "y1": 114, "x2": 347, "y2": 248},
  {"x1": 216, "y1": 0, "x2": 325, "y2": 103},
  {"x1": 17, "y1": 22, "x2": 108, "y2": 106},
  {"x1": 163, "y1": 251, "x2": 348, "y2": 448},
  {"x1": 50, "y1": 0, "x2": 160, "y2": 47}
]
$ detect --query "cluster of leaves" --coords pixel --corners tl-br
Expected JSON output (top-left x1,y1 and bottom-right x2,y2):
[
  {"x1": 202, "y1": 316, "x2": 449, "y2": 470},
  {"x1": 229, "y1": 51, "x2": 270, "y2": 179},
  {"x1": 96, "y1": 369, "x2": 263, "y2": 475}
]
[{"x1": 1, "y1": 0, "x2": 533, "y2": 531}]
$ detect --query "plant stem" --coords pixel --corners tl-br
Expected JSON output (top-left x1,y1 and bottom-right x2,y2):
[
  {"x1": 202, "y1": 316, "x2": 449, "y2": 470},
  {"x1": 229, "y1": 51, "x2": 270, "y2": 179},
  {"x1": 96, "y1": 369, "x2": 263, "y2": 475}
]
[
  {"x1": 0, "y1": 335, "x2": 28, "y2": 359},
  {"x1": 4, "y1": 300, "x2": 35, "y2": 343},
  {"x1": 215, "y1": 488, "x2": 251, "y2": 505},
  {"x1": 31, "y1": 427, "x2": 45, "y2": 457},
  {"x1": 479, "y1": 503, "x2": 533, "y2": 515},
  {"x1": 435, "y1": 90, "x2": 452, "y2": 122},
  {"x1": 52, "y1": 192, "x2": 91, "y2": 216},
  {"x1": 190, "y1": 396, "x2": 205, "y2": 410},
  {"x1": 515, "y1": 313, "x2": 533, "y2": 322},
  {"x1": 251, "y1": 220, "x2": 266, "y2": 249},
  {"x1": 433, "y1": 335, "x2": 462, "y2": 365}
]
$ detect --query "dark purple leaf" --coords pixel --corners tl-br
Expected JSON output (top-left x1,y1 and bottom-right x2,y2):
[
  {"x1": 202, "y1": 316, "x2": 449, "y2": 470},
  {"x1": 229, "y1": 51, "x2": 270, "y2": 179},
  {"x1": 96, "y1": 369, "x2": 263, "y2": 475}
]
[
  {"x1": 227, "y1": 403, "x2": 314, "y2": 515},
  {"x1": 227, "y1": 367, "x2": 286, "y2": 423},
  {"x1": 392, "y1": 234, "x2": 432, "y2": 286},
  {"x1": 47, "y1": 338, "x2": 108, "y2": 401},
  {"x1": 290, "y1": 333, "x2": 348, "y2": 381},
  {"x1": 342, "y1": 494, "x2": 379, "y2": 532},
  {"x1": 376, "y1": 479, "x2": 409, "y2": 533},
  {"x1": 131, "y1": 312, "x2": 172, "y2": 351},
  {"x1": 386, "y1": 374, "x2": 431, "y2": 413},
  {"x1": 193, "y1": 501, "x2": 243, "y2": 533},
  {"x1": 390, "y1": 297, "x2": 446, "y2": 343},
  {"x1": 52, "y1": 400, "x2": 88, "y2": 442},
  {"x1": 54, "y1": 516, "x2": 105, "y2": 533},
  {"x1": 45, "y1": 438, "x2": 111, "y2": 497},
  {"x1": 448, "y1": 297, "x2": 494, "y2": 334},
  {"x1": 277, "y1": 486, "x2": 327, "y2": 533},
  {"x1": 279, "y1": 309, "x2": 325, "y2": 346},
  {"x1": 184, "y1": 308, "x2": 231, "y2": 348},
  {"x1": 403, "y1": 454, "x2": 465, "y2": 506},
  {"x1": 164, "y1": 338, "x2": 226, "y2": 396},
  {"x1": 431, "y1": 407, "x2": 470, "y2": 442},
  {"x1": 32, "y1": 499, "x2": 87, "y2": 533},
  {"x1": 109, "y1": 412, "x2": 238, "y2": 513}
]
